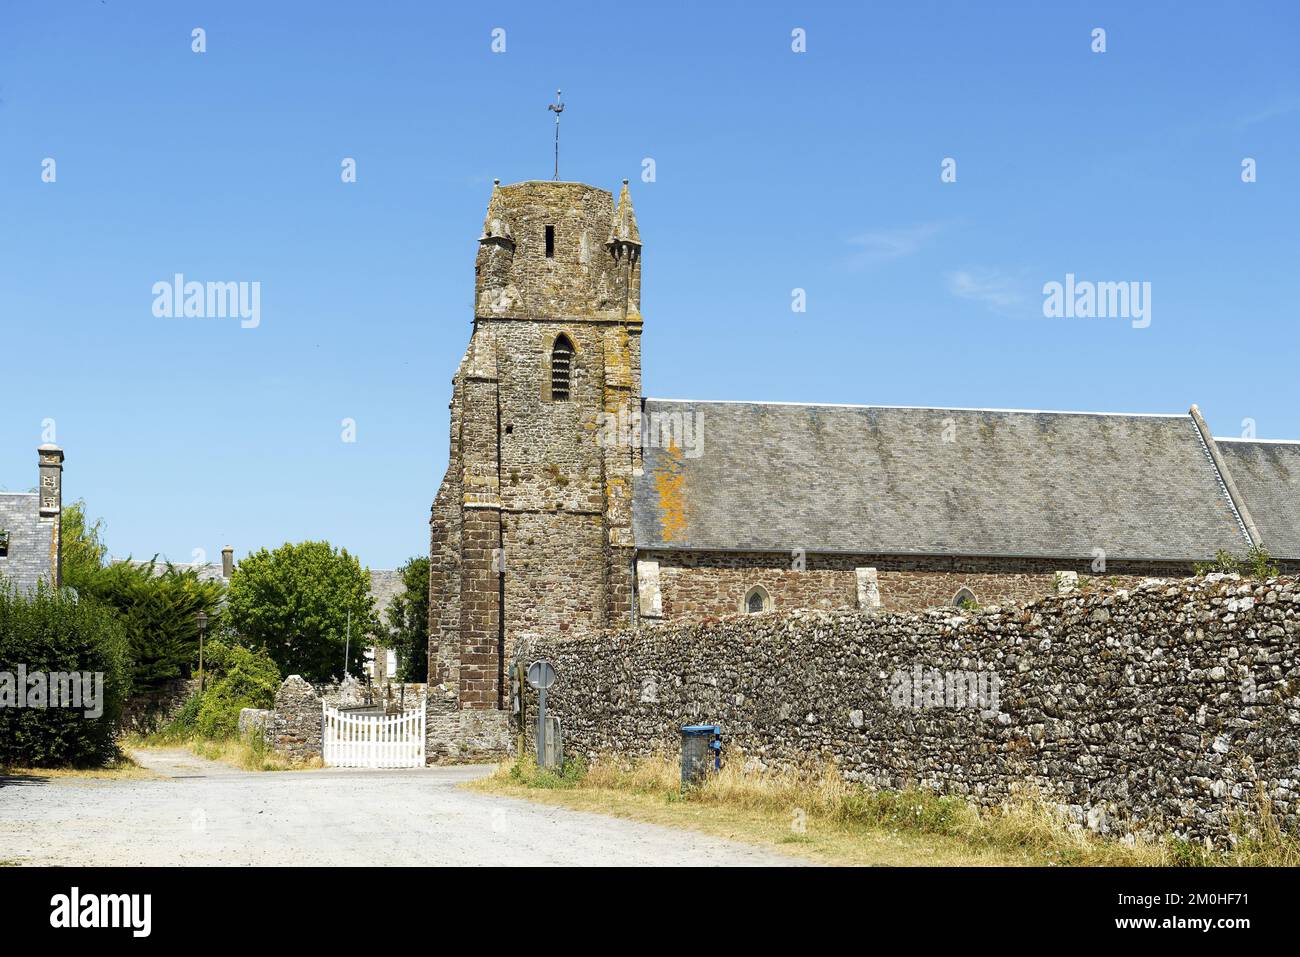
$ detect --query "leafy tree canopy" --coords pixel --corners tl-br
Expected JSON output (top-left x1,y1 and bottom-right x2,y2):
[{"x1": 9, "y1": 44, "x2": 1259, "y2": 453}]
[
  {"x1": 85, "y1": 559, "x2": 226, "y2": 692},
  {"x1": 225, "y1": 541, "x2": 376, "y2": 683},
  {"x1": 60, "y1": 500, "x2": 109, "y2": 594},
  {"x1": 59, "y1": 502, "x2": 225, "y2": 694}
]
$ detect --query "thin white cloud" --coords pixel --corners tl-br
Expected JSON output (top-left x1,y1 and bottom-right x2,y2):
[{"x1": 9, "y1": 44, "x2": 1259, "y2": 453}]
[
  {"x1": 1238, "y1": 95, "x2": 1300, "y2": 129},
  {"x1": 946, "y1": 268, "x2": 1024, "y2": 311},
  {"x1": 845, "y1": 222, "x2": 944, "y2": 267}
]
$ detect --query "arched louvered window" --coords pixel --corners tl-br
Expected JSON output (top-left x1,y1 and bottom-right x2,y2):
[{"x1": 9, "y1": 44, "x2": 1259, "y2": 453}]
[
  {"x1": 550, "y1": 335, "x2": 574, "y2": 401},
  {"x1": 744, "y1": 586, "x2": 771, "y2": 614},
  {"x1": 953, "y1": 587, "x2": 977, "y2": 609}
]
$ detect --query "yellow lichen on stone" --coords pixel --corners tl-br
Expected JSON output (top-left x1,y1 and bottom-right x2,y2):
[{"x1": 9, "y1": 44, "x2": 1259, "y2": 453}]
[{"x1": 653, "y1": 441, "x2": 688, "y2": 542}]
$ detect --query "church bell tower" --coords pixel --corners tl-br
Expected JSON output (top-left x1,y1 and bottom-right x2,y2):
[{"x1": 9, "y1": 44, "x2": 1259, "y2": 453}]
[{"x1": 426, "y1": 177, "x2": 644, "y2": 757}]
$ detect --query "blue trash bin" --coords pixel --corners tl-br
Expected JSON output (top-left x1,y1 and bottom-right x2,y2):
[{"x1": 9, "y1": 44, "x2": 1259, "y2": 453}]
[{"x1": 680, "y1": 724, "x2": 722, "y2": 787}]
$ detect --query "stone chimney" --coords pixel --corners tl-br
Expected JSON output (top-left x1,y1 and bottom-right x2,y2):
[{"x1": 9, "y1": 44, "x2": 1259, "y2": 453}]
[
  {"x1": 222, "y1": 546, "x2": 235, "y2": 579},
  {"x1": 37, "y1": 445, "x2": 64, "y2": 588}
]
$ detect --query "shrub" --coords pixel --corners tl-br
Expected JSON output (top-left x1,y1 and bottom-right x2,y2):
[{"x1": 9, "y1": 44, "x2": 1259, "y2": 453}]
[
  {"x1": 1194, "y1": 546, "x2": 1279, "y2": 581},
  {"x1": 193, "y1": 640, "x2": 280, "y2": 739},
  {"x1": 0, "y1": 585, "x2": 129, "y2": 767},
  {"x1": 1195, "y1": 549, "x2": 1242, "y2": 576},
  {"x1": 1245, "y1": 545, "x2": 1279, "y2": 581},
  {"x1": 164, "y1": 692, "x2": 201, "y2": 738}
]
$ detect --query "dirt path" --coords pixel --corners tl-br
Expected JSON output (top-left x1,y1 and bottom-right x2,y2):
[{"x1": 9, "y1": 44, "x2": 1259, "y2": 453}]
[{"x1": 0, "y1": 748, "x2": 800, "y2": 866}]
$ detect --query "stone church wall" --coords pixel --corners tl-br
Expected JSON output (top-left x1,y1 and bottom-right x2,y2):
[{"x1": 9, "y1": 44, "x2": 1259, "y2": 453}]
[
  {"x1": 517, "y1": 573, "x2": 1300, "y2": 846},
  {"x1": 645, "y1": 548, "x2": 1193, "y2": 619}
]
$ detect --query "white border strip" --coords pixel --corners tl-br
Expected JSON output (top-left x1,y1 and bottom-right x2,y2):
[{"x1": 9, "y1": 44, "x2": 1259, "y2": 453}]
[{"x1": 1214, "y1": 437, "x2": 1300, "y2": 446}]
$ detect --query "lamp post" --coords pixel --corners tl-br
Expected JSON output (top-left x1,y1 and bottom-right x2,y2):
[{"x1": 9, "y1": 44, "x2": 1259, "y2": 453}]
[{"x1": 196, "y1": 611, "x2": 208, "y2": 694}]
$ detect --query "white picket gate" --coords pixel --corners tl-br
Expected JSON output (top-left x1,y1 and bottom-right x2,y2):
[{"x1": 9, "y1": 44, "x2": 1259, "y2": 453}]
[{"x1": 322, "y1": 704, "x2": 426, "y2": 768}]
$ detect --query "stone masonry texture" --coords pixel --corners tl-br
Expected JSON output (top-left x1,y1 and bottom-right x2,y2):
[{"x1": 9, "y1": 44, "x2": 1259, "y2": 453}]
[
  {"x1": 427, "y1": 179, "x2": 642, "y2": 740},
  {"x1": 643, "y1": 550, "x2": 1190, "y2": 620},
  {"x1": 517, "y1": 574, "x2": 1300, "y2": 847},
  {"x1": 268, "y1": 676, "x2": 323, "y2": 763},
  {"x1": 425, "y1": 175, "x2": 1300, "y2": 767}
]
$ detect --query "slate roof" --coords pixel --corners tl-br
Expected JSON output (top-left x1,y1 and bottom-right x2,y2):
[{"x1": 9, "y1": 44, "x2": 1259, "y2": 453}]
[
  {"x1": 1214, "y1": 439, "x2": 1300, "y2": 560},
  {"x1": 0, "y1": 492, "x2": 53, "y2": 593},
  {"x1": 369, "y1": 569, "x2": 404, "y2": 628},
  {"x1": 113, "y1": 558, "x2": 230, "y2": 585},
  {"x1": 632, "y1": 400, "x2": 1253, "y2": 561}
]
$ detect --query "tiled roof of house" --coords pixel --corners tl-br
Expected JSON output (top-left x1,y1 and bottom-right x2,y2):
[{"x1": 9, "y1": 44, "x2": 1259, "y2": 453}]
[
  {"x1": 0, "y1": 492, "x2": 53, "y2": 593},
  {"x1": 632, "y1": 400, "x2": 1253, "y2": 561},
  {"x1": 112, "y1": 558, "x2": 230, "y2": 584},
  {"x1": 1213, "y1": 439, "x2": 1300, "y2": 560}
]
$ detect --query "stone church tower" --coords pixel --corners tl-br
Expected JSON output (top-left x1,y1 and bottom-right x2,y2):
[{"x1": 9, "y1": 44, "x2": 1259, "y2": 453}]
[{"x1": 427, "y1": 178, "x2": 642, "y2": 756}]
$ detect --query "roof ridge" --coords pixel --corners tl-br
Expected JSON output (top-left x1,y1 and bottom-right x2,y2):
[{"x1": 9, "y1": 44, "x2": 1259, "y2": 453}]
[
  {"x1": 645, "y1": 397, "x2": 1190, "y2": 418},
  {"x1": 1214, "y1": 436, "x2": 1300, "y2": 446}
]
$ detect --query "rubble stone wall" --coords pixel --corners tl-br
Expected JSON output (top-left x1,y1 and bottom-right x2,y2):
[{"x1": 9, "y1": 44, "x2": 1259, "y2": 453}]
[{"x1": 518, "y1": 574, "x2": 1300, "y2": 846}]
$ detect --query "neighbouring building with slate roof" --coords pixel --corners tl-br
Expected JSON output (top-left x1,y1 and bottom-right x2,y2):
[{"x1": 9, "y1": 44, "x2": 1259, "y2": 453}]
[
  {"x1": 114, "y1": 548, "x2": 236, "y2": 585},
  {"x1": 363, "y1": 568, "x2": 404, "y2": 681},
  {"x1": 425, "y1": 178, "x2": 1300, "y2": 750},
  {"x1": 0, "y1": 446, "x2": 65, "y2": 595}
]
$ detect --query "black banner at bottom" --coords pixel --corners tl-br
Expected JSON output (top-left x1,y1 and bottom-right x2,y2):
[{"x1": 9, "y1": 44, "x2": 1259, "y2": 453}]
[{"x1": 0, "y1": 865, "x2": 1274, "y2": 941}]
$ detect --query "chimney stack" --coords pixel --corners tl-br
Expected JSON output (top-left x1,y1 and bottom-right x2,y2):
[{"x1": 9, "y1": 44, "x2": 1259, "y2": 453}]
[
  {"x1": 37, "y1": 445, "x2": 64, "y2": 588},
  {"x1": 222, "y1": 546, "x2": 234, "y2": 579}
]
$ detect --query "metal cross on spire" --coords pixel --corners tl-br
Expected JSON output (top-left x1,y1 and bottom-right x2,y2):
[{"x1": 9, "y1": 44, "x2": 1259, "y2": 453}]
[{"x1": 547, "y1": 89, "x2": 565, "y2": 180}]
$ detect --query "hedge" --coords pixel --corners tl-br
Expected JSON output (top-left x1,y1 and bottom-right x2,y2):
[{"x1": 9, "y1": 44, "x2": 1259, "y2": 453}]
[{"x1": 0, "y1": 585, "x2": 129, "y2": 767}]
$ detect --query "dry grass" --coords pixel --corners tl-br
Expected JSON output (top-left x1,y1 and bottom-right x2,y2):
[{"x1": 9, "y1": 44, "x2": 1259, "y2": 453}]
[
  {"x1": 187, "y1": 735, "x2": 321, "y2": 772},
  {"x1": 0, "y1": 753, "x2": 160, "y2": 781},
  {"x1": 472, "y1": 753, "x2": 1298, "y2": 867},
  {"x1": 121, "y1": 732, "x2": 321, "y2": 772}
]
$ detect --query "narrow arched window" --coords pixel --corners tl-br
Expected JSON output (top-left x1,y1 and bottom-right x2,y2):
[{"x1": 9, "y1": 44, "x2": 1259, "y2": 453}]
[
  {"x1": 744, "y1": 586, "x2": 771, "y2": 614},
  {"x1": 550, "y1": 334, "x2": 574, "y2": 401},
  {"x1": 953, "y1": 587, "x2": 977, "y2": 609}
]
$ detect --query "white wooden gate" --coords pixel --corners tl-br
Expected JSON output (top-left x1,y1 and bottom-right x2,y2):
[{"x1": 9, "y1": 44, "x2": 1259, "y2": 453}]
[{"x1": 322, "y1": 705, "x2": 425, "y2": 768}]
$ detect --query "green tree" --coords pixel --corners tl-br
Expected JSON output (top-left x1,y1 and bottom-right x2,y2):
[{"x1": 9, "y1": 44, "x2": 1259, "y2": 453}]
[
  {"x1": 53, "y1": 502, "x2": 225, "y2": 695},
  {"x1": 84, "y1": 560, "x2": 226, "y2": 693},
  {"x1": 60, "y1": 500, "x2": 109, "y2": 594},
  {"x1": 225, "y1": 541, "x2": 376, "y2": 682},
  {"x1": 386, "y1": 556, "x2": 429, "y2": 682}
]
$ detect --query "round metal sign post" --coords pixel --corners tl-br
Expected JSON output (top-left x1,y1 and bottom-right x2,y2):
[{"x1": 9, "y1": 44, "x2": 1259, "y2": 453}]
[
  {"x1": 527, "y1": 660, "x2": 557, "y2": 767},
  {"x1": 526, "y1": 660, "x2": 556, "y2": 690}
]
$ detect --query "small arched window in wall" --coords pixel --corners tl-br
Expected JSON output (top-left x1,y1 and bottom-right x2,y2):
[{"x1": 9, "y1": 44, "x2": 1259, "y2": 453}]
[
  {"x1": 550, "y1": 334, "x2": 574, "y2": 401},
  {"x1": 953, "y1": 587, "x2": 977, "y2": 609},
  {"x1": 744, "y1": 585, "x2": 771, "y2": 614}
]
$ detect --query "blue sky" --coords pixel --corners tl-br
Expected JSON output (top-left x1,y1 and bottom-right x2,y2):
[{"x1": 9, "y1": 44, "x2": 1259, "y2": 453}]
[{"x1": 2, "y1": 1, "x2": 1298, "y2": 569}]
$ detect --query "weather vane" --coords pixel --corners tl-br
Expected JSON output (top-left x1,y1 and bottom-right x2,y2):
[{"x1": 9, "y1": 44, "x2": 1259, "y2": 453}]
[{"x1": 548, "y1": 89, "x2": 565, "y2": 180}]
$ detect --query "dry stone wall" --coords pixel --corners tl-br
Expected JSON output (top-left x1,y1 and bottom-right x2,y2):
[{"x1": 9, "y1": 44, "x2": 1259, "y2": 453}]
[
  {"x1": 267, "y1": 676, "x2": 322, "y2": 763},
  {"x1": 517, "y1": 574, "x2": 1300, "y2": 846},
  {"x1": 120, "y1": 677, "x2": 198, "y2": 733}
]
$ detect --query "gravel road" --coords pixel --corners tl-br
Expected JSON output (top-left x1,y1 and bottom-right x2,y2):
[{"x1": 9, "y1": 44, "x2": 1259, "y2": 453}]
[{"x1": 0, "y1": 749, "x2": 798, "y2": 866}]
